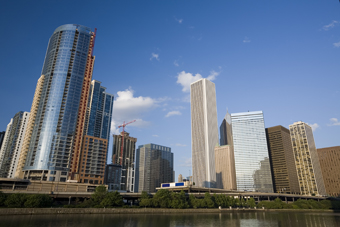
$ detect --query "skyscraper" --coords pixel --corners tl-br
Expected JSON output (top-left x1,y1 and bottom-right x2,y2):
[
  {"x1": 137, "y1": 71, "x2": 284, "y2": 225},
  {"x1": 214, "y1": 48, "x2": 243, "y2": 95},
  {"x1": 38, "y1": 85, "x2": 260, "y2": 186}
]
[
  {"x1": 231, "y1": 111, "x2": 273, "y2": 192},
  {"x1": 23, "y1": 24, "x2": 96, "y2": 182},
  {"x1": 135, "y1": 143, "x2": 173, "y2": 193},
  {"x1": 84, "y1": 80, "x2": 114, "y2": 141},
  {"x1": 289, "y1": 121, "x2": 326, "y2": 196},
  {"x1": 317, "y1": 146, "x2": 340, "y2": 197},
  {"x1": 190, "y1": 78, "x2": 218, "y2": 188},
  {"x1": 112, "y1": 132, "x2": 137, "y2": 191},
  {"x1": 266, "y1": 126, "x2": 300, "y2": 194},
  {"x1": 0, "y1": 111, "x2": 30, "y2": 178},
  {"x1": 214, "y1": 144, "x2": 237, "y2": 190}
]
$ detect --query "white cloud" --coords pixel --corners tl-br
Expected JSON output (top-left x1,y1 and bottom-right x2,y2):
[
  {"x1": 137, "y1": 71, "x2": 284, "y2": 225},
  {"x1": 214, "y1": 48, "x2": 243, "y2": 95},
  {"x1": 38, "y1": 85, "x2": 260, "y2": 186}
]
[
  {"x1": 110, "y1": 88, "x2": 157, "y2": 135},
  {"x1": 175, "y1": 143, "x2": 187, "y2": 147},
  {"x1": 176, "y1": 70, "x2": 220, "y2": 93},
  {"x1": 307, "y1": 123, "x2": 319, "y2": 132},
  {"x1": 243, "y1": 37, "x2": 251, "y2": 43},
  {"x1": 165, "y1": 110, "x2": 182, "y2": 118},
  {"x1": 179, "y1": 157, "x2": 192, "y2": 167},
  {"x1": 328, "y1": 118, "x2": 340, "y2": 126},
  {"x1": 152, "y1": 135, "x2": 159, "y2": 137},
  {"x1": 333, "y1": 41, "x2": 340, "y2": 48},
  {"x1": 174, "y1": 60, "x2": 179, "y2": 67},
  {"x1": 175, "y1": 17, "x2": 183, "y2": 24},
  {"x1": 150, "y1": 53, "x2": 159, "y2": 61},
  {"x1": 322, "y1": 20, "x2": 339, "y2": 31}
]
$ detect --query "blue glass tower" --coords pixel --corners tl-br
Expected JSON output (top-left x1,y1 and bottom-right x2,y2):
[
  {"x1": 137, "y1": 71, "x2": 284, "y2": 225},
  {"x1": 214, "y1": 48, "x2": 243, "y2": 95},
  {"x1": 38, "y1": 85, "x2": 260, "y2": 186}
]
[
  {"x1": 23, "y1": 24, "x2": 96, "y2": 182},
  {"x1": 84, "y1": 80, "x2": 114, "y2": 142}
]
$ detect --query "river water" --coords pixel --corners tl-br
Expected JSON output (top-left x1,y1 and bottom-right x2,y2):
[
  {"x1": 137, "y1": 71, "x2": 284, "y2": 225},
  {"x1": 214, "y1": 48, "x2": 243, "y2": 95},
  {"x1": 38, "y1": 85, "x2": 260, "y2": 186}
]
[{"x1": 0, "y1": 211, "x2": 339, "y2": 227}]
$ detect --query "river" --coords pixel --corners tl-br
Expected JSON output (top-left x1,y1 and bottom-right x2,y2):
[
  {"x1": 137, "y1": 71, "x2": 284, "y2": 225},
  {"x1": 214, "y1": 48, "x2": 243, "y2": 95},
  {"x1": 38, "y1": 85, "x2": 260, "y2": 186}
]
[{"x1": 0, "y1": 211, "x2": 339, "y2": 227}]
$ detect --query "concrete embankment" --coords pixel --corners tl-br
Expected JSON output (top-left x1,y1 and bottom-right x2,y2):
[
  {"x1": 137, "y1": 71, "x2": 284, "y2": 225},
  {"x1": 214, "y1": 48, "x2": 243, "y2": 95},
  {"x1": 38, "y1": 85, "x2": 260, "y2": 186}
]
[{"x1": 0, "y1": 208, "x2": 336, "y2": 216}]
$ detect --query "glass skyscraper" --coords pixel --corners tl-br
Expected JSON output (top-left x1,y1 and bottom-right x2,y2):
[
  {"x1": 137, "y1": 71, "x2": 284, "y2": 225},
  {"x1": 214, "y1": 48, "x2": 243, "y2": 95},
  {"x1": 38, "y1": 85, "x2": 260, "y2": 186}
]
[
  {"x1": 231, "y1": 111, "x2": 273, "y2": 192},
  {"x1": 23, "y1": 24, "x2": 96, "y2": 182},
  {"x1": 135, "y1": 143, "x2": 174, "y2": 193},
  {"x1": 84, "y1": 80, "x2": 114, "y2": 141}
]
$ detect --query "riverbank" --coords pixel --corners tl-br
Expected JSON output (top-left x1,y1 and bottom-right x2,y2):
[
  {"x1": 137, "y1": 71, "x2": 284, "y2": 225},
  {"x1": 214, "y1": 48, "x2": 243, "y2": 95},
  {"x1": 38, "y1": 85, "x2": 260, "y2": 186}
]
[{"x1": 0, "y1": 208, "x2": 337, "y2": 216}]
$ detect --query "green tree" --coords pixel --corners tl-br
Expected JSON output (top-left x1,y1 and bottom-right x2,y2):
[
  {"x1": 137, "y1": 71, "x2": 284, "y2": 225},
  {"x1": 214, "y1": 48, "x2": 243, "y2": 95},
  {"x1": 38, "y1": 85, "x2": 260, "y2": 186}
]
[
  {"x1": 226, "y1": 196, "x2": 234, "y2": 207},
  {"x1": 240, "y1": 198, "x2": 246, "y2": 207},
  {"x1": 139, "y1": 191, "x2": 152, "y2": 207},
  {"x1": 91, "y1": 185, "x2": 107, "y2": 206},
  {"x1": 0, "y1": 192, "x2": 7, "y2": 207},
  {"x1": 171, "y1": 191, "x2": 188, "y2": 209},
  {"x1": 5, "y1": 194, "x2": 28, "y2": 208},
  {"x1": 234, "y1": 198, "x2": 240, "y2": 207},
  {"x1": 203, "y1": 192, "x2": 215, "y2": 208},
  {"x1": 247, "y1": 197, "x2": 256, "y2": 208},
  {"x1": 100, "y1": 191, "x2": 124, "y2": 207},
  {"x1": 189, "y1": 194, "x2": 197, "y2": 208},
  {"x1": 24, "y1": 194, "x2": 53, "y2": 208},
  {"x1": 153, "y1": 189, "x2": 171, "y2": 208}
]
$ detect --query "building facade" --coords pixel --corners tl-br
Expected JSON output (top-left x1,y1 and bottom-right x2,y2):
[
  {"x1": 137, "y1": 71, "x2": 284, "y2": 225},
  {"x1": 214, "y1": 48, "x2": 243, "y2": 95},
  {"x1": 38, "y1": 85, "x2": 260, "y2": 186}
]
[
  {"x1": 0, "y1": 132, "x2": 5, "y2": 151},
  {"x1": 231, "y1": 111, "x2": 273, "y2": 192},
  {"x1": 135, "y1": 143, "x2": 173, "y2": 193},
  {"x1": 84, "y1": 80, "x2": 114, "y2": 141},
  {"x1": 23, "y1": 24, "x2": 96, "y2": 182},
  {"x1": 289, "y1": 121, "x2": 326, "y2": 196},
  {"x1": 15, "y1": 75, "x2": 45, "y2": 179},
  {"x1": 214, "y1": 145, "x2": 237, "y2": 190},
  {"x1": 77, "y1": 135, "x2": 107, "y2": 184},
  {"x1": 190, "y1": 78, "x2": 218, "y2": 188},
  {"x1": 266, "y1": 126, "x2": 300, "y2": 194},
  {"x1": 104, "y1": 164, "x2": 122, "y2": 191},
  {"x1": 0, "y1": 112, "x2": 30, "y2": 178},
  {"x1": 220, "y1": 111, "x2": 233, "y2": 147},
  {"x1": 112, "y1": 132, "x2": 137, "y2": 192},
  {"x1": 317, "y1": 146, "x2": 340, "y2": 197}
]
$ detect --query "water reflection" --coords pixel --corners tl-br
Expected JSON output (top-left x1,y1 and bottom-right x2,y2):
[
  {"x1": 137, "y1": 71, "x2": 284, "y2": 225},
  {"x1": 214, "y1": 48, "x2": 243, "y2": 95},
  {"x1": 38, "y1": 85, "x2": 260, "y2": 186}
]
[{"x1": 0, "y1": 211, "x2": 339, "y2": 227}]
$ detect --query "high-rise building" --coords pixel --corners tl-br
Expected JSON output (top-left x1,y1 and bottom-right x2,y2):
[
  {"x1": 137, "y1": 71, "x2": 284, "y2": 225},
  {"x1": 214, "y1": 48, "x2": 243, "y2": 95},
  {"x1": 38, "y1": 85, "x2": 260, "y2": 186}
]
[
  {"x1": 0, "y1": 132, "x2": 5, "y2": 151},
  {"x1": 317, "y1": 146, "x2": 340, "y2": 197},
  {"x1": 289, "y1": 121, "x2": 326, "y2": 196},
  {"x1": 190, "y1": 78, "x2": 218, "y2": 188},
  {"x1": 214, "y1": 145, "x2": 237, "y2": 190},
  {"x1": 0, "y1": 111, "x2": 30, "y2": 178},
  {"x1": 178, "y1": 174, "x2": 183, "y2": 183},
  {"x1": 23, "y1": 24, "x2": 96, "y2": 182},
  {"x1": 0, "y1": 120, "x2": 13, "y2": 170},
  {"x1": 266, "y1": 126, "x2": 300, "y2": 194},
  {"x1": 84, "y1": 80, "x2": 114, "y2": 141},
  {"x1": 112, "y1": 132, "x2": 137, "y2": 191},
  {"x1": 231, "y1": 111, "x2": 273, "y2": 192},
  {"x1": 135, "y1": 143, "x2": 173, "y2": 193},
  {"x1": 104, "y1": 164, "x2": 122, "y2": 191},
  {"x1": 77, "y1": 135, "x2": 107, "y2": 184},
  {"x1": 220, "y1": 111, "x2": 233, "y2": 147},
  {"x1": 15, "y1": 75, "x2": 45, "y2": 179}
]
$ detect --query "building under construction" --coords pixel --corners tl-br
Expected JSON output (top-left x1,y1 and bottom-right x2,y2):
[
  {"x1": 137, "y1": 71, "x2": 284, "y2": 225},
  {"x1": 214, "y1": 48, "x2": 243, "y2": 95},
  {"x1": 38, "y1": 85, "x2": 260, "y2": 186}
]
[{"x1": 112, "y1": 131, "x2": 137, "y2": 192}]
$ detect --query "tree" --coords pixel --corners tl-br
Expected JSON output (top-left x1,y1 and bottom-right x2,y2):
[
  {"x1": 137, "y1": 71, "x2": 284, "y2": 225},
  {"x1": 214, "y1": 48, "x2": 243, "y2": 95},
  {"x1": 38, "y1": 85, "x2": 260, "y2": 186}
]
[
  {"x1": 247, "y1": 197, "x2": 256, "y2": 208},
  {"x1": 91, "y1": 185, "x2": 107, "y2": 206},
  {"x1": 203, "y1": 192, "x2": 215, "y2": 208},
  {"x1": 24, "y1": 194, "x2": 53, "y2": 208},
  {"x1": 139, "y1": 191, "x2": 152, "y2": 207},
  {"x1": 0, "y1": 192, "x2": 7, "y2": 207},
  {"x1": 100, "y1": 191, "x2": 123, "y2": 207},
  {"x1": 5, "y1": 194, "x2": 28, "y2": 208},
  {"x1": 171, "y1": 191, "x2": 188, "y2": 209},
  {"x1": 153, "y1": 189, "x2": 171, "y2": 208}
]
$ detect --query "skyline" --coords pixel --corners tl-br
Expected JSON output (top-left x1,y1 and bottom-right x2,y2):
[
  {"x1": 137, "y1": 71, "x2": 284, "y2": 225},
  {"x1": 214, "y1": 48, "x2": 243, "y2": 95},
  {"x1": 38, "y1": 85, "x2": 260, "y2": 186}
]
[{"x1": 1, "y1": 1, "x2": 339, "y2": 178}]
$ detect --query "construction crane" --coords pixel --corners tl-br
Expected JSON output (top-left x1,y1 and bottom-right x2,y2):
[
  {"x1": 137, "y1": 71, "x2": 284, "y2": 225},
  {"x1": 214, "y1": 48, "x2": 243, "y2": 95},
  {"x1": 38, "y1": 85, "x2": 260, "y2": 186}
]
[{"x1": 117, "y1": 120, "x2": 136, "y2": 165}]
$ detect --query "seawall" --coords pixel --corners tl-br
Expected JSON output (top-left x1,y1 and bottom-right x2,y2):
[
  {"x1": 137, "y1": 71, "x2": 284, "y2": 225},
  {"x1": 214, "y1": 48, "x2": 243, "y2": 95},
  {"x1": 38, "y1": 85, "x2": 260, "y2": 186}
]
[{"x1": 0, "y1": 208, "x2": 335, "y2": 216}]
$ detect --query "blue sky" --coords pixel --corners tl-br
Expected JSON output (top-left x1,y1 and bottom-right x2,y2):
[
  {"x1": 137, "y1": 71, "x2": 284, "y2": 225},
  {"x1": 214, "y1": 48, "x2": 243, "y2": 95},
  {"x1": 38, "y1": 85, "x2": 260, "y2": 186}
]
[{"x1": 1, "y1": 0, "x2": 339, "y2": 179}]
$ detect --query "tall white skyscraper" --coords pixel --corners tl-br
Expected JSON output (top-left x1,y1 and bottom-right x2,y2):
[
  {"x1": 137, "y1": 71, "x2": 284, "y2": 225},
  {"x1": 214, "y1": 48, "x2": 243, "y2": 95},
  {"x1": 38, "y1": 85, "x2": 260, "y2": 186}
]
[
  {"x1": 191, "y1": 78, "x2": 218, "y2": 188},
  {"x1": 231, "y1": 111, "x2": 273, "y2": 192}
]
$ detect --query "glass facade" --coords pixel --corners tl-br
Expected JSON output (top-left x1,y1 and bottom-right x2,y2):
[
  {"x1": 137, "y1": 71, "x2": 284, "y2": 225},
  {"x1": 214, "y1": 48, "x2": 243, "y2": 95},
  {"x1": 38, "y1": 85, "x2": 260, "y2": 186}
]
[
  {"x1": 135, "y1": 143, "x2": 174, "y2": 193},
  {"x1": 84, "y1": 80, "x2": 114, "y2": 142},
  {"x1": 231, "y1": 111, "x2": 273, "y2": 192},
  {"x1": 24, "y1": 24, "x2": 94, "y2": 179}
]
